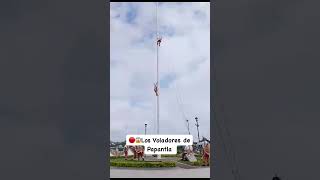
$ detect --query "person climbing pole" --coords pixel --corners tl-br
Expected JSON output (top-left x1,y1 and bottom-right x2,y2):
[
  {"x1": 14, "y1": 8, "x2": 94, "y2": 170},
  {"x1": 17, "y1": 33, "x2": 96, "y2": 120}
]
[
  {"x1": 157, "y1": 37, "x2": 162, "y2": 46},
  {"x1": 154, "y1": 82, "x2": 159, "y2": 96}
]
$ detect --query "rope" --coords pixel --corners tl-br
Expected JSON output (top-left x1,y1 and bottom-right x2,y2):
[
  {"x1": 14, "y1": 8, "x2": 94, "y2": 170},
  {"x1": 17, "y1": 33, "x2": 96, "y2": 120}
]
[{"x1": 165, "y1": 50, "x2": 191, "y2": 134}]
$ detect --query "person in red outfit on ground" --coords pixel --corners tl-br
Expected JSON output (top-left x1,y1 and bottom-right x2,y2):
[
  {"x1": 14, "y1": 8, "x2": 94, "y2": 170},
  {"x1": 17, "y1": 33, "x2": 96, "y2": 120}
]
[
  {"x1": 202, "y1": 143, "x2": 210, "y2": 166},
  {"x1": 124, "y1": 145, "x2": 128, "y2": 160}
]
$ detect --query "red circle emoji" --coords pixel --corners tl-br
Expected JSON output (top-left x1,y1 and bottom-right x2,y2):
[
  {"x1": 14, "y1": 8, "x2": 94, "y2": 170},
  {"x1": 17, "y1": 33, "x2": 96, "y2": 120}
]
[{"x1": 129, "y1": 137, "x2": 135, "y2": 143}]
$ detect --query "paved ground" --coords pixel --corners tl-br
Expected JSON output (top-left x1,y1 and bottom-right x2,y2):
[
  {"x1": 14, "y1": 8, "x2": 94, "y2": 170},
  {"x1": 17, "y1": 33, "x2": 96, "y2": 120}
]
[{"x1": 110, "y1": 167, "x2": 210, "y2": 178}]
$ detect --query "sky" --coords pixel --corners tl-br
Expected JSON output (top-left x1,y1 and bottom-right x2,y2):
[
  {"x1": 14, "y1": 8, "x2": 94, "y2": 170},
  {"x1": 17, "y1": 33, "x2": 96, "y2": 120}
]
[{"x1": 110, "y1": 2, "x2": 210, "y2": 142}]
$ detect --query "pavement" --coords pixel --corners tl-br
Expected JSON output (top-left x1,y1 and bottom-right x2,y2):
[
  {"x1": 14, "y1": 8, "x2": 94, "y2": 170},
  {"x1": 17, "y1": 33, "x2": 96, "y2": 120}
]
[{"x1": 110, "y1": 166, "x2": 210, "y2": 178}]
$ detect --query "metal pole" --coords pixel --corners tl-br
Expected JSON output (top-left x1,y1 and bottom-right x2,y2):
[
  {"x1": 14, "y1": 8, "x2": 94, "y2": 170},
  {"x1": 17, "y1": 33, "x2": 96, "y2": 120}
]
[
  {"x1": 156, "y1": 2, "x2": 161, "y2": 160},
  {"x1": 195, "y1": 117, "x2": 201, "y2": 155},
  {"x1": 195, "y1": 117, "x2": 200, "y2": 142},
  {"x1": 156, "y1": 1, "x2": 159, "y2": 137},
  {"x1": 124, "y1": 125, "x2": 128, "y2": 142},
  {"x1": 145, "y1": 123, "x2": 147, "y2": 135},
  {"x1": 186, "y1": 119, "x2": 190, "y2": 135}
]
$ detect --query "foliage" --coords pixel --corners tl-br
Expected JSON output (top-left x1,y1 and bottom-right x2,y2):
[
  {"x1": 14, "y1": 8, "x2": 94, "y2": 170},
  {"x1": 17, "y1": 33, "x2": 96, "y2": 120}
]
[
  {"x1": 178, "y1": 156, "x2": 204, "y2": 166},
  {"x1": 161, "y1": 154, "x2": 181, "y2": 157},
  {"x1": 110, "y1": 157, "x2": 176, "y2": 168}
]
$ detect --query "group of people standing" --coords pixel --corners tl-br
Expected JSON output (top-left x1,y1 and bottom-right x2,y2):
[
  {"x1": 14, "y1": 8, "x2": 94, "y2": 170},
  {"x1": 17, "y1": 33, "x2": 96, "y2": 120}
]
[
  {"x1": 123, "y1": 143, "x2": 210, "y2": 166},
  {"x1": 181, "y1": 143, "x2": 210, "y2": 166},
  {"x1": 124, "y1": 145, "x2": 145, "y2": 161}
]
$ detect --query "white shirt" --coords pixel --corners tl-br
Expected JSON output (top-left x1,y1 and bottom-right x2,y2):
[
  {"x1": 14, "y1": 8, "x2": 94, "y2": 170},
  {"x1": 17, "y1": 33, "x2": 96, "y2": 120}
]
[{"x1": 184, "y1": 145, "x2": 193, "y2": 152}]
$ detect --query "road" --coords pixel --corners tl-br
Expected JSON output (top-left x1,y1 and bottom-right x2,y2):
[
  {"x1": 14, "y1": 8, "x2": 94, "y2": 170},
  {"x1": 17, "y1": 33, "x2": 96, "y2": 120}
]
[{"x1": 110, "y1": 167, "x2": 210, "y2": 178}]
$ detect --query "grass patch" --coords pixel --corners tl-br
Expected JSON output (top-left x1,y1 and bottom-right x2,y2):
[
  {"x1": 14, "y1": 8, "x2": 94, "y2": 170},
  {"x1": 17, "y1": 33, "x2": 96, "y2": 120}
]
[
  {"x1": 161, "y1": 154, "x2": 181, "y2": 157},
  {"x1": 194, "y1": 154, "x2": 202, "y2": 158},
  {"x1": 110, "y1": 157, "x2": 176, "y2": 168}
]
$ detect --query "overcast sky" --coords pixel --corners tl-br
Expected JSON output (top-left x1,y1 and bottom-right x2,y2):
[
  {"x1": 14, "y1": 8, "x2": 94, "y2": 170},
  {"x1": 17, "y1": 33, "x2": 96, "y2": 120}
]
[{"x1": 110, "y1": 2, "x2": 210, "y2": 142}]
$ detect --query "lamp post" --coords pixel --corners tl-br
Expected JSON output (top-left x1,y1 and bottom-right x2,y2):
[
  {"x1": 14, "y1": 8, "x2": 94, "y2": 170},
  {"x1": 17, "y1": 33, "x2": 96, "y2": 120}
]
[
  {"x1": 195, "y1": 117, "x2": 201, "y2": 155},
  {"x1": 195, "y1": 117, "x2": 200, "y2": 142},
  {"x1": 186, "y1": 119, "x2": 190, "y2": 135},
  {"x1": 145, "y1": 123, "x2": 147, "y2": 135}
]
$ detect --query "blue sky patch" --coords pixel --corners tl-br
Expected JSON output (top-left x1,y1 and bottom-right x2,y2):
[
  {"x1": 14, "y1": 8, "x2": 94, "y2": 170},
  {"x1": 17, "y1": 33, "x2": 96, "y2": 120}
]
[
  {"x1": 160, "y1": 73, "x2": 177, "y2": 88},
  {"x1": 193, "y1": 10, "x2": 206, "y2": 20},
  {"x1": 126, "y1": 4, "x2": 138, "y2": 24},
  {"x1": 160, "y1": 25, "x2": 175, "y2": 37}
]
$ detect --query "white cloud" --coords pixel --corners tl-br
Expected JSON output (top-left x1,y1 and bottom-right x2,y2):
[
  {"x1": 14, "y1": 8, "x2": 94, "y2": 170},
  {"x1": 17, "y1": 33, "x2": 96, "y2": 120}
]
[{"x1": 110, "y1": 2, "x2": 210, "y2": 142}]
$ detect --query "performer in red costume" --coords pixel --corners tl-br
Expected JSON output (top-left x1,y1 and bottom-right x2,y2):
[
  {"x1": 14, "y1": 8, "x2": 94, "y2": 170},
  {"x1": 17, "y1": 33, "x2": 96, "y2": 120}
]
[
  {"x1": 124, "y1": 145, "x2": 128, "y2": 160},
  {"x1": 202, "y1": 143, "x2": 210, "y2": 166}
]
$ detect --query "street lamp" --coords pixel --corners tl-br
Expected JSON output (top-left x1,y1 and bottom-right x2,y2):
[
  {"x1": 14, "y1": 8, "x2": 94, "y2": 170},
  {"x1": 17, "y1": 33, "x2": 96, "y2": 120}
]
[
  {"x1": 195, "y1": 117, "x2": 200, "y2": 143},
  {"x1": 145, "y1": 123, "x2": 147, "y2": 135},
  {"x1": 186, "y1": 119, "x2": 190, "y2": 135}
]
